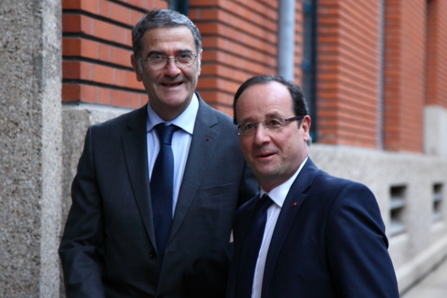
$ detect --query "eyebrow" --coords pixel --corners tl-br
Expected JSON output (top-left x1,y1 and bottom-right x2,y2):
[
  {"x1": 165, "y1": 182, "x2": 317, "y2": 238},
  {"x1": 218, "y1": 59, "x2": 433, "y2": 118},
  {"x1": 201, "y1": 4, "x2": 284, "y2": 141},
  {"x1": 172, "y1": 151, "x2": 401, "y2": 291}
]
[
  {"x1": 146, "y1": 49, "x2": 194, "y2": 57},
  {"x1": 239, "y1": 113, "x2": 283, "y2": 124}
]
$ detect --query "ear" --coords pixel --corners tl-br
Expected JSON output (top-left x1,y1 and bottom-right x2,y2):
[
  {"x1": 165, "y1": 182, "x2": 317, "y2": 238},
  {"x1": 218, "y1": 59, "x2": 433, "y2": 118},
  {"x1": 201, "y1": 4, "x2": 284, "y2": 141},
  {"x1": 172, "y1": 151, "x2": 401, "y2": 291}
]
[
  {"x1": 301, "y1": 115, "x2": 311, "y2": 143},
  {"x1": 130, "y1": 54, "x2": 142, "y2": 82}
]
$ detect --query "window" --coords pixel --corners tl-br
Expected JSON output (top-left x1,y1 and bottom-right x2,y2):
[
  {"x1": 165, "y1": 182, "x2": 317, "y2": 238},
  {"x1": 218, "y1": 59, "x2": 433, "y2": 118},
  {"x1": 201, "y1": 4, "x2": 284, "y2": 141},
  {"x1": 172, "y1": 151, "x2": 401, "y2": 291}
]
[
  {"x1": 389, "y1": 185, "x2": 407, "y2": 236},
  {"x1": 168, "y1": 0, "x2": 189, "y2": 15},
  {"x1": 433, "y1": 183, "x2": 443, "y2": 222}
]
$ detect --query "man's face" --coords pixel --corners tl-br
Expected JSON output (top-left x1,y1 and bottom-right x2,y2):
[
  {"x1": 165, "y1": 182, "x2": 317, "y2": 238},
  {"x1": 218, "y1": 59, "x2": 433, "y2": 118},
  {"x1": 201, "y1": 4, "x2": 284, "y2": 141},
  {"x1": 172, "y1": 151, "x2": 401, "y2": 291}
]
[
  {"x1": 131, "y1": 26, "x2": 201, "y2": 120},
  {"x1": 235, "y1": 81, "x2": 311, "y2": 191}
]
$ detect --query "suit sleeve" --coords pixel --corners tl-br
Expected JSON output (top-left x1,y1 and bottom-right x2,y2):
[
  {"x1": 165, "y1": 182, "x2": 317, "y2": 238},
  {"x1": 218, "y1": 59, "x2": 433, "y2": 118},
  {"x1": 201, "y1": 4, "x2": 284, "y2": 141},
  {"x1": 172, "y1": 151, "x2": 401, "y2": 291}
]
[
  {"x1": 325, "y1": 182, "x2": 399, "y2": 298},
  {"x1": 59, "y1": 127, "x2": 105, "y2": 298}
]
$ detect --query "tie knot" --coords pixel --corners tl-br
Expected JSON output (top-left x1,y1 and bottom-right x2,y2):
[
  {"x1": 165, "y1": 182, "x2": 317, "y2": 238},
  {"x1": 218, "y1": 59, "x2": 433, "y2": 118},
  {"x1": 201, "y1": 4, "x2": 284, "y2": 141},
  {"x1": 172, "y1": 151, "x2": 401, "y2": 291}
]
[
  {"x1": 155, "y1": 124, "x2": 177, "y2": 145},
  {"x1": 257, "y1": 194, "x2": 273, "y2": 213}
]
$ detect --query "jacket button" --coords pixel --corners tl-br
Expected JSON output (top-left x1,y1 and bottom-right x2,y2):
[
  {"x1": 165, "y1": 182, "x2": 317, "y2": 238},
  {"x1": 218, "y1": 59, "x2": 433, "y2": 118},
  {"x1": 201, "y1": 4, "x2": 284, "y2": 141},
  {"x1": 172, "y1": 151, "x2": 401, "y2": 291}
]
[{"x1": 148, "y1": 250, "x2": 157, "y2": 259}]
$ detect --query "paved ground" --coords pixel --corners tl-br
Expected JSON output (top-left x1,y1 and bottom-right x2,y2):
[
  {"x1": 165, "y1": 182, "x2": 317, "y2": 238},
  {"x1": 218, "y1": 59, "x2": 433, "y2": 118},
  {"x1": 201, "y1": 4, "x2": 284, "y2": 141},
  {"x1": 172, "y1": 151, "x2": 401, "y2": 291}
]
[{"x1": 401, "y1": 258, "x2": 447, "y2": 297}]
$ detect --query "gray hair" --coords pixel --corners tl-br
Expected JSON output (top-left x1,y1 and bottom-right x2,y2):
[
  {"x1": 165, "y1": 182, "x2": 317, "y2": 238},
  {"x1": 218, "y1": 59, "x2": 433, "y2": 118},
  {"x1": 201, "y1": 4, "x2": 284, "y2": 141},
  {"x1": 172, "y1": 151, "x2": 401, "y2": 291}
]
[{"x1": 132, "y1": 9, "x2": 202, "y2": 70}]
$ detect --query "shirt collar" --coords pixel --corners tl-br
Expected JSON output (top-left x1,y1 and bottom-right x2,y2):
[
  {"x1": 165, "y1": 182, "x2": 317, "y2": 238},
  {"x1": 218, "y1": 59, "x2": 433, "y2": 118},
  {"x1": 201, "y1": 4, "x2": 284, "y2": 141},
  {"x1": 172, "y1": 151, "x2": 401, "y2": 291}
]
[
  {"x1": 146, "y1": 93, "x2": 199, "y2": 134},
  {"x1": 260, "y1": 156, "x2": 308, "y2": 208}
]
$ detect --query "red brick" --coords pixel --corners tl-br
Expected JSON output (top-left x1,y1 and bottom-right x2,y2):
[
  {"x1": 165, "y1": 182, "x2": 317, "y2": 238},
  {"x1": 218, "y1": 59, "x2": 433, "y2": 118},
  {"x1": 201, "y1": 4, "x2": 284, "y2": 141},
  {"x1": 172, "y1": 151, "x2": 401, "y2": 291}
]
[
  {"x1": 60, "y1": 0, "x2": 446, "y2": 154},
  {"x1": 62, "y1": 84, "x2": 81, "y2": 102}
]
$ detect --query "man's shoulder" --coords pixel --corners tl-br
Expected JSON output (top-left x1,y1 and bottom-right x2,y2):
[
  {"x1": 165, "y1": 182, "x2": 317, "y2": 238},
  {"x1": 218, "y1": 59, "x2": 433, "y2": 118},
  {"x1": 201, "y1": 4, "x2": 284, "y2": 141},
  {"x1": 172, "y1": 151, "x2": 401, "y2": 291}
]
[
  {"x1": 300, "y1": 160, "x2": 371, "y2": 196},
  {"x1": 92, "y1": 105, "x2": 146, "y2": 131},
  {"x1": 304, "y1": 169, "x2": 375, "y2": 209},
  {"x1": 197, "y1": 99, "x2": 233, "y2": 124},
  {"x1": 311, "y1": 171, "x2": 366, "y2": 192}
]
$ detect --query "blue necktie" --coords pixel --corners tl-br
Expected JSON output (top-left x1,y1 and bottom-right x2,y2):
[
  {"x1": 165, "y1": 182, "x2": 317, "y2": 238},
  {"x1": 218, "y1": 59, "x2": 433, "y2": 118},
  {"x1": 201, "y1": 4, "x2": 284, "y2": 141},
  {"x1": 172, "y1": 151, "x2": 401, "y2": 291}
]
[
  {"x1": 151, "y1": 124, "x2": 177, "y2": 259},
  {"x1": 236, "y1": 194, "x2": 273, "y2": 298}
]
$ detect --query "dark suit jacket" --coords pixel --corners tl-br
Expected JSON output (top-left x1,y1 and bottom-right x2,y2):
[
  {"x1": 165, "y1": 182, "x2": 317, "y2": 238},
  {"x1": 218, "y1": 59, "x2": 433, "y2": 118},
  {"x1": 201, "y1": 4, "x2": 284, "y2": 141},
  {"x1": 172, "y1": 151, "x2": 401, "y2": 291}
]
[
  {"x1": 227, "y1": 158, "x2": 399, "y2": 298},
  {"x1": 59, "y1": 95, "x2": 257, "y2": 298}
]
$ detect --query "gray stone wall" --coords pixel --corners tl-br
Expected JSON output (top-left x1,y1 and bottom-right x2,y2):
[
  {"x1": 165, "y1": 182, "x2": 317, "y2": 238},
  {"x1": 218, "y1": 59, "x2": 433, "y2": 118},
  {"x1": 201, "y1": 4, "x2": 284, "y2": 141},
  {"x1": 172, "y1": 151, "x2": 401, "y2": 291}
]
[
  {"x1": 0, "y1": 0, "x2": 62, "y2": 297},
  {"x1": 425, "y1": 106, "x2": 447, "y2": 157}
]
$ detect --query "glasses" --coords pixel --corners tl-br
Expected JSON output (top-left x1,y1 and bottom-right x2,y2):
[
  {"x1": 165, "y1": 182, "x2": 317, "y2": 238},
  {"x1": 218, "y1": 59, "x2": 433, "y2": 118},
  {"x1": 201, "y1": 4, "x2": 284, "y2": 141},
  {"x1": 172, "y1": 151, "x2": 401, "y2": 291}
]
[
  {"x1": 143, "y1": 52, "x2": 197, "y2": 70},
  {"x1": 236, "y1": 116, "x2": 303, "y2": 136}
]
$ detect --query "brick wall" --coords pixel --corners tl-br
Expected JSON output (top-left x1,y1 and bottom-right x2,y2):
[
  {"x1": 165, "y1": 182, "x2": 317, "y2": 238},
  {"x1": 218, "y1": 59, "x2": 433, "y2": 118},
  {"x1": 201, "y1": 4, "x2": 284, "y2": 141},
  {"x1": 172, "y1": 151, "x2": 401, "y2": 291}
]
[
  {"x1": 62, "y1": 0, "x2": 165, "y2": 109},
  {"x1": 61, "y1": 0, "x2": 281, "y2": 115},
  {"x1": 294, "y1": 3, "x2": 304, "y2": 83},
  {"x1": 190, "y1": 0, "x2": 279, "y2": 115},
  {"x1": 425, "y1": 0, "x2": 447, "y2": 108},
  {"x1": 61, "y1": 0, "x2": 447, "y2": 152},
  {"x1": 317, "y1": 0, "x2": 380, "y2": 148},
  {"x1": 384, "y1": 0, "x2": 426, "y2": 152}
]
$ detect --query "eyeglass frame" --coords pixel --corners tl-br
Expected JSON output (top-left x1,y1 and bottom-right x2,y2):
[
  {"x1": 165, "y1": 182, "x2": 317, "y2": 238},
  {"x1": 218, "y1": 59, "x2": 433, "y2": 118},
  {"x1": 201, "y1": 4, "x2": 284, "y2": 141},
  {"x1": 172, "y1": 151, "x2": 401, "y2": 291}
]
[
  {"x1": 142, "y1": 52, "x2": 198, "y2": 70},
  {"x1": 236, "y1": 115, "x2": 303, "y2": 136}
]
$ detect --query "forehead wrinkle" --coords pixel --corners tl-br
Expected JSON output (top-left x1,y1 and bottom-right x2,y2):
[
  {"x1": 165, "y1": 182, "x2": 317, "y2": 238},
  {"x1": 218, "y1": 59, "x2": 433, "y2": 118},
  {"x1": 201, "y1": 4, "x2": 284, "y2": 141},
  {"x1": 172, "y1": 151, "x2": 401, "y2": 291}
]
[
  {"x1": 142, "y1": 27, "x2": 195, "y2": 55},
  {"x1": 265, "y1": 111, "x2": 283, "y2": 118}
]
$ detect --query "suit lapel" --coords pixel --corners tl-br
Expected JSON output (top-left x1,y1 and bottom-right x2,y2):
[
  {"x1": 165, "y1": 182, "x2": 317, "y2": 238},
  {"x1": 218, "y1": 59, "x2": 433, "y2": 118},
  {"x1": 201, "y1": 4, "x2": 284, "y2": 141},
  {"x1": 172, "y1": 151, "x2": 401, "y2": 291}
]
[
  {"x1": 121, "y1": 105, "x2": 157, "y2": 245},
  {"x1": 261, "y1": 158, "x2": 319, "y2": 294},
  {"x1": 168, "y1": 97, "x2": 219, "y2": 242},
  {"x1": 227, "y1": 194, "x2": 260, "y2": 297}
]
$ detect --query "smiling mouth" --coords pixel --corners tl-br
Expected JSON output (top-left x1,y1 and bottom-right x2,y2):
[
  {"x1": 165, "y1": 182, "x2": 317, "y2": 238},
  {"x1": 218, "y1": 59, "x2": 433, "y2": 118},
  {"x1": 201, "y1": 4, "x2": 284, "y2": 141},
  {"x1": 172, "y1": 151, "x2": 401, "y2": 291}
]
[
  {"x1": 162, "y1": 82, "x2": 182, "y2": 87},
  {"x1": 257, "y1": 151, "x2": 275, "y2": 158}
]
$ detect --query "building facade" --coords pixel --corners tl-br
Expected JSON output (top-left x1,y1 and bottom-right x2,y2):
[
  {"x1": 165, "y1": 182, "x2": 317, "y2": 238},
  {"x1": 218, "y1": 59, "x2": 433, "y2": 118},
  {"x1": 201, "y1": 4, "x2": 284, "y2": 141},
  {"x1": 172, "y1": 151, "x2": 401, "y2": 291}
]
[{"x1": 1, "y1": 0, "x2": 446, "y2": 296}]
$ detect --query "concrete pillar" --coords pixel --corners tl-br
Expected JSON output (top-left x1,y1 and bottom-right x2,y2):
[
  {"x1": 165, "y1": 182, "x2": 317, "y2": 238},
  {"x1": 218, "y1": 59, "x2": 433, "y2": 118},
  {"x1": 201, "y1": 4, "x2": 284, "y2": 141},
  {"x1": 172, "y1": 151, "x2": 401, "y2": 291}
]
[
  {"x1": 0, "y1": 0, "x2": 62, "y2": 296},
  {"x1": 424, "y1": 106, "x2": 447, "y2": 157}
]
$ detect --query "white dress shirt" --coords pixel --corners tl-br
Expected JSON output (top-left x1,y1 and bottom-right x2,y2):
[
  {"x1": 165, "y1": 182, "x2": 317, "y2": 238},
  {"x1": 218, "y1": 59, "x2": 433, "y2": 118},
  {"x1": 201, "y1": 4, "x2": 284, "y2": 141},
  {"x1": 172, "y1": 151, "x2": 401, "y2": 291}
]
[
  {"x1": 251, "y1": 157, "x2": 308, "y2": 298},
  {"x1": 146, "y1": 94, "x2": 199, "y2": 216}
]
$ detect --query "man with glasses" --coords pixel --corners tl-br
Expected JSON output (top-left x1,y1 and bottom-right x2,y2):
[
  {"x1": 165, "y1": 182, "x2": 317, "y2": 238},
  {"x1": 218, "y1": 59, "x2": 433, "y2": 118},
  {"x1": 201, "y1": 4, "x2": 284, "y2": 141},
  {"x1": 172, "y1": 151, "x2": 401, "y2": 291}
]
[
  {"x1": 226, "y1": 75, "x2": 399, "y2": 297},
  {"x1": 59, "y1": 9, "x2": 256, "y2": 297}
]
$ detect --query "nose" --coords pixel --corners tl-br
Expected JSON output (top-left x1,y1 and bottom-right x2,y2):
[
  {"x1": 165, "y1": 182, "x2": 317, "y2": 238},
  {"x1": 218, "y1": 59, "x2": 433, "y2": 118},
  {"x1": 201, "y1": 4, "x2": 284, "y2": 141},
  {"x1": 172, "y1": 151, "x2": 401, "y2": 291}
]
[
  {"x1": 253, "y1": 122, "x2": 270, "y2": 145},
  {"x1": 163, "y1": 58, "x2": 181, "y2": 76}
]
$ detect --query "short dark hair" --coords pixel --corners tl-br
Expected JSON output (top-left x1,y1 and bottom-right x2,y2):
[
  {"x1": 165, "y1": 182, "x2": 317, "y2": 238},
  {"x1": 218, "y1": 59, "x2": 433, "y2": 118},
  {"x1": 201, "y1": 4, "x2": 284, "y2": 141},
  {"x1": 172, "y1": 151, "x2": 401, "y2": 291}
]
[
  {"x1": 132, "y1": 9, "x2": 202, "y2": 61},
  {"x1": 233, "y1": 75, "x2": 309, "y2": 125}
]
